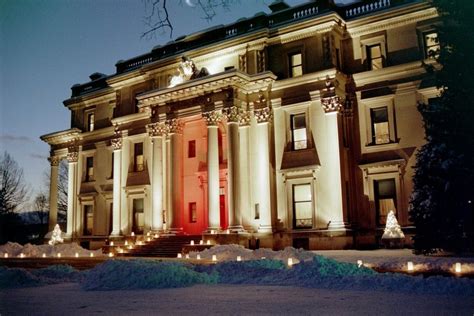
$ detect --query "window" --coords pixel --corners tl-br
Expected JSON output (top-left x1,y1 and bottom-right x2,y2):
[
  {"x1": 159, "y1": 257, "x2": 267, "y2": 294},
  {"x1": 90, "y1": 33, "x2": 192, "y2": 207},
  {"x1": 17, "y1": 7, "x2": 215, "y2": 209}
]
[
  {"x1": 367, "y1": 44, "x2": 383, "y2": 70},
  {"x1": 132, "y1": 198, "x2": 144, "y2": 234},
  {"x1": 374, "y1": 179, "x2": 397, "y2": 226},
  {"x1": 289, "y1": 52, "x2": 303, "y2": 77},
  {"x1": 189, "y1": 202, "x2": 197, "y2": 223},
  {"x1": 87, "y1": 113, "x2": 95, "y2": 132},
  {"x1": 85, "y1": 157, "x2": 94, "y2": 182},
  {"x1": 188, "y1": 140, "x2": 196, "y2": 158},
  {"x1": 293, "y1": 184, "x2": 312, "y2": 229},
  {"x1": 370, "y1": 107, "x2": 390, "y2": 145},
  {"x1": 83, "y1": 205, "x2": 93, "y2": 235},
  {"x1": 424, "y1": 31, "x2": 440, "y2": 59},
  {"x1": 134, "y1": 143, "x2": 144, "y2": 172},
  {"x1": 291, "y1": 113, "x2": 307, "y2": 150}
]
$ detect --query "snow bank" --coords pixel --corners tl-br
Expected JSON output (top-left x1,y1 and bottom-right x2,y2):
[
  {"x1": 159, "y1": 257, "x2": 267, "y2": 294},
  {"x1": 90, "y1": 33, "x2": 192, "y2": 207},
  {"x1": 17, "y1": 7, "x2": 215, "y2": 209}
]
[
  {"x1": 0, "y1": 242, "x2": 104, "y2": 258},
  {"x1": 81, "y1": 259, "x2": 217, "y2": 291},
  {"x1": 0, "y1": 265, "x2": 80, "y2": 289}
]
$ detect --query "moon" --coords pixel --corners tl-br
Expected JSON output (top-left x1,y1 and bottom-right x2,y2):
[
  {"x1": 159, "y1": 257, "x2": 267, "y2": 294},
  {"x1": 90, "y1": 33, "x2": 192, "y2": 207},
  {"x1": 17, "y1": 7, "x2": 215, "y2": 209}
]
[{"x1": 185, "y1": 0, "x2": 196, "y2": 7}]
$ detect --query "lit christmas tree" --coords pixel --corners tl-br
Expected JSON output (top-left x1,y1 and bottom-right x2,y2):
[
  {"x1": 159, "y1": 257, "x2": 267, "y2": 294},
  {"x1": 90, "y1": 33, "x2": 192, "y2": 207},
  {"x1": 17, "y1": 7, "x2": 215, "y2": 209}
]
[
  {"x1": 382, "y1": 211, "x2": 405, "y2": 240},
  {"x1": 48, "y1": 224, "x2": 64, "y2": 245}
]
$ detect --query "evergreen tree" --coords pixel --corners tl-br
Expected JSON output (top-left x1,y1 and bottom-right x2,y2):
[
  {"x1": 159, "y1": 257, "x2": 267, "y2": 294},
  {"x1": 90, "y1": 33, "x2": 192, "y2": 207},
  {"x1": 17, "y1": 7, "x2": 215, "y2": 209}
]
[{"x1": 410, "y1": 0, "x2": 474, "y2": 254}]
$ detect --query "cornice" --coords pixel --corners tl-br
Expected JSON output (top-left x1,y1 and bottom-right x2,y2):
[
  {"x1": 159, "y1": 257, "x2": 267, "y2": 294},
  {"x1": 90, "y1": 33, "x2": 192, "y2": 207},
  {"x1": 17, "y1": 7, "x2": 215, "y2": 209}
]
[
  {"x1": 63, "y1": 88, "x2": 115, "y2": 109},
  {"x1": 347, "y1": 5, "x2": 437, "y2": 37},
  {"x1": 40, "y1": 128, "x2": 82, "y2": 146},
  {"x1": 111, "y1": 111, "x2": 151, "y2": 126},
  {"x1": 272, "y1": 68, "x2": 337, "y2": 91},
  {"x1": 352, "y1": 61, "x2": 426, "y2": 88}
]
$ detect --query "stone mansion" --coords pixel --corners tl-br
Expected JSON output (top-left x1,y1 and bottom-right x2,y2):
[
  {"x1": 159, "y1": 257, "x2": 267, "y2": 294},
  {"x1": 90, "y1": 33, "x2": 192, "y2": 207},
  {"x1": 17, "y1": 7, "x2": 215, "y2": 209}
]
[{"x1": 41, "y1": 0, "x2": 440, "y2": 249}]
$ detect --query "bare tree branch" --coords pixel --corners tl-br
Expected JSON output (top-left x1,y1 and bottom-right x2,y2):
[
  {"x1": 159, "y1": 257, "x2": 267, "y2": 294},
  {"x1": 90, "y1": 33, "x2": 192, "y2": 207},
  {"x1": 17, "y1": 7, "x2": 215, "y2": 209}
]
[{"x1": 0, "y1": 151, "x2": 28, "y2": 216}]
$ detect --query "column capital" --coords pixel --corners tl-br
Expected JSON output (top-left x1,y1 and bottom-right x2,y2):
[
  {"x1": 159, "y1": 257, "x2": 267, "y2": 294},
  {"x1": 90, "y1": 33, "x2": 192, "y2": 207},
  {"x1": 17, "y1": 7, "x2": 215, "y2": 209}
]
[
  {"x1": 48, "y1": 156, "x2": 60, "y2": 166},
  {"x1": 111, "y1": 138, "x2": 123, "y2": 151},
  {"x1": 66, "y1": 151, "x2": 78, "y2": 163},
  {"x1": 147, "y1": 122, "x2": 168, "y2": 137},
  {"x1": 203, "y1": 110, "x2": 222, "y2": 126},
  {"x1": 239, "y1": 109, "x2": 251, "y2": 127},
  {"x1": 223, "y1": 106, "x2": 240, "y2": 123},
  {"x1": 166, "y1": 118, "x2": 183, "y2": 134},
  {"x1": 320, "y1": 77, "x2": 343, "y2": 114},
  {"x1": 254, "y1": 107, "x2": 272, "y2": 124}
]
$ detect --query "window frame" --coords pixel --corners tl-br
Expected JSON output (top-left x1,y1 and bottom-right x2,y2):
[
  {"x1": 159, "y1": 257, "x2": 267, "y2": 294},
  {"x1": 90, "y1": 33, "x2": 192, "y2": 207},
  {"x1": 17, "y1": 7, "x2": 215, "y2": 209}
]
[
  {"x1": 85, "y1": 156, "x2": 94, "y2": 182},
  {"x1": 374, "y1": 178, "x2": 397, "y2": 227},
  {"x1": 422, "y1": 30, "x2": 440, "y2": 59},
  {"x1": 290, "y1": 113, "x2": 308, "y2": 151},
  {"x1": 189, "y1": 202, "x2": 197, "y2": 223},
  {"x1": 188, "y1": 140, "x2": 196, "y2": 158},
  {"x1": 360, "y1": 34, "x2": 387, "y2": 71},
  {"x1": 292, "y1": 183, "x2": 313, "y2": 229},
  {"x1": 369, "y1": 106, "x2": 391, "y2": 145},
  {"x1": 366, "y1": 43, "x2": 384, "y2": 70},
  {"x1": 288, "y1": 52, "x2": 303, "y2": 78},
  {"x1": 134, "y1": 142, "x2": 144, "y2": 172},
  {"x1": 83, "y1": 204, "x2": 94, "y2": 236}
]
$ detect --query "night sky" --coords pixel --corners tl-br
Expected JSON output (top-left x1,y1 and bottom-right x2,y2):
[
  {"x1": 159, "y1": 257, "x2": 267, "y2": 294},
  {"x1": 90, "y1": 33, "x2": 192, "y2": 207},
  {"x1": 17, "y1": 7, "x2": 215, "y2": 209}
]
[{"x1": 0, "y1": 0, "x2": 353, "y2": 203}]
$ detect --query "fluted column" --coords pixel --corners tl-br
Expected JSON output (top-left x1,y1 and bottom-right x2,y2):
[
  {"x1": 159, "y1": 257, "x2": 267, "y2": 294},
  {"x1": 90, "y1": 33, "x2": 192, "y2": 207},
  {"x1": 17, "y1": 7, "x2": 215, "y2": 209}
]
[
  {"x1": 48, "y1": 156, "x2": 60, "y2": 231},
  {"x1": 66, "y1": 150, "x2": 78, "y2": 238},
  {"x1": 239, "y1": 110, "x2": 252, "y2": 229},
  {"x1": 110, "y1": 135, "x2": 122, "y2": 237},
  {"x1": 225, "y1": 106, "x2": 243, "y2": 232},
  {"x1": 320, "y1": 79, "x2": 350, "y2": 230},
  {"x1": 147, "y1": 123, "x2": 167, "y2": 231},
  {"x1": 167, "y1": 119, "x2": 183, "y2": 233},
  {"x1": 203, "y1": 110, "x2": 222, "y2": 231},
  {"x1": 254, "y1": 107, "x2": 273, "y2": 233}
]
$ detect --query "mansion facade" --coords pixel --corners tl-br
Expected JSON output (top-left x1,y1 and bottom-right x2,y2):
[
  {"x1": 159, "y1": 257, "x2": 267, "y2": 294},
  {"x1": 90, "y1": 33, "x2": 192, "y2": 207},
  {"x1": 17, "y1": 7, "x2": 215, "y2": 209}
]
[{"x1": 41, "y1": 0, "x2": 440, "y2": 249}]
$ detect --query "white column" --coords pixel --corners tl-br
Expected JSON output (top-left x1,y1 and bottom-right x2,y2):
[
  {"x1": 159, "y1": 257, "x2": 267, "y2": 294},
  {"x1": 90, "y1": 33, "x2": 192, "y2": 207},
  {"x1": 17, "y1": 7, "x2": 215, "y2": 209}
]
[
  {"x1": 66, "y1": 151, "x2": 78, "y2": 238},
  {"x1": 111, "y1": 137, "x2": 122, "y2": 237},
  {"x1": 255, "y1": 107, "x2": 273, "y2": 233},
  {"x1": 167, "y1": 119, "x2": 183, "y2": 233},
  {"x1": 204, "y1": 110, "x2": 221, "y2": 231},
  {"x1": 239, "y1": 114, "x2": 252, "y2": 230},
  {"x1": 320, "y1": 83, "x2": 350, "y2": 230},
  {"x1": 225, "y1": 106, "x2": 243, "y2": 231},
  {"x1": 147, "y1": 123, "x2": 166, "y2": 231},
  {"x1": 48, "y1": 156, "x2": 59, "y2": 231}
]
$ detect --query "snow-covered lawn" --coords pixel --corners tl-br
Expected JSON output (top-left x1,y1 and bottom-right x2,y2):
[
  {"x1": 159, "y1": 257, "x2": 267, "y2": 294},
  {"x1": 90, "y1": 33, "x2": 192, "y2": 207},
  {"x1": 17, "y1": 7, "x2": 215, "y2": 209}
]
[{"x1": 1, "y1": 243, "x2": 474, "y2": 314}]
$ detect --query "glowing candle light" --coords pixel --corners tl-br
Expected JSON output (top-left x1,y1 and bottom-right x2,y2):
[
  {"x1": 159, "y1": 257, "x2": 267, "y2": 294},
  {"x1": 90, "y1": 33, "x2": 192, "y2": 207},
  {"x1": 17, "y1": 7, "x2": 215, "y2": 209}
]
[
  {"x1": 154, "y1": 234, "x2": 159, "y2": 238},
  {"x1": 131, "y1": 232, "x2": 135, "y2": 237},
  {"x1": 110, "y1": 241, "x2": 114, "y2": 246},
  {"x1": 19, "y1": 253, "x2": 25, "y2": 258},
  {"x1": 90, "y1": 253, "x2": 94, "y2": 257},
  {"x1": 206, "y1": 240, "x2": 211, "y2": 245},
  {"x1": 407, "y1": 261, "x2": 414, "y2": 272},
  {"x1": 75, "y1": 252, "x2": 79, "y2": 258},
  {"x1": 261, "y1": 257, "x2": 266, "y2": 260},
  {"x1": 212, "y1": 255, "x2": 217, "y2": 262},
  {"x1": 197, "y1": 254, "x2": 201, "y2": 260},
  {"x1": 147, "y1": 232, "x2": 150, "y2": 237},
  {"x1": 128, "y1": 245, "x2": 133, "y2": 249},
  {"x1": 177, "y1": 253, "x2": 182, "y2": 258},
  {"x1": 226, "y1": 230, "x2": 230, "y2": 235},
  {"x1": 190, "y1": 240, "x2": 195, "y2": 245},
  {"x1": 42, "y1": 253, "x2": 46, "y2": 258},
  {"x1": 4, "y1": 253, "x2": 8, "y2": 258},
  {"x1": 288, "y1": 258, "x2": 294, "y2": 267},
  {"x1": 125, "y1": 240, "x2": 128, "y2": 246},
  {"x1": 185, "y1": 254, "x2": 190, "y2": 259},
  {"x1": 236, "y1": 256, "x2": 242, "y2": 262},
  {"x1": 200, "y1": 240, "x2": 204, "y2": 245},
  {"x1": 357, "y1": 260, "x2": 363, "y2": 268},
  {"x1": 455, "y1": 262, "x2": 462, "y2": 273},
  {"x1": 147, "y1": 237, "x2": 151, "y2": 242},
  {"x1": 57, "y1": 253, "x2": 61, "y2": 258},
  {"x1": 108, "y1": 252, "x2": 114, "y2": 257}
]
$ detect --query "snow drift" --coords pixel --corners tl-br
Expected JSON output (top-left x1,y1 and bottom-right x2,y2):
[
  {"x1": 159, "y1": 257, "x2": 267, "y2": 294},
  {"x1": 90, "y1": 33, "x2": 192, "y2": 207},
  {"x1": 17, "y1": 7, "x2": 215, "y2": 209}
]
[{"x1": 0, "y1": 242, "x2": 104, "y2": 258}]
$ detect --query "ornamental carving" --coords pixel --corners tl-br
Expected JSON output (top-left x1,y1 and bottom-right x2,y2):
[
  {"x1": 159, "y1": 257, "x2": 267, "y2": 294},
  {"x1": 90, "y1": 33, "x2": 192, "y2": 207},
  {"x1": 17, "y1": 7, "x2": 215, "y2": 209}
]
[
  {"x1": 223, "y1": 106, "x2": 240, "y2": 123},
  {"x1": 239, "y1": 53, "x2": 247, "y2": 73},
  {"x1": 66, "y1": 151, "x2": 78, "y2": 163},
  {"x1": 257, "y1": 49, "x2": 265, "y2": 73},
  {"x1": 166, "y1": 119, "x2": 184, "y2": 134},
  {"x1": 239, "y1": 109, "x2": 251, "y2": 126},
  {"x1": 203, "y1": 110, "x2": 222, "y2": 126},
  {"x1": 320, "y1": 76, "x2": 343, "y2": 114},
  {"x1": 111, "y1": 138, "x2": 123, "y2": 150},
  {"x1": 48, "y1": 156, "x2": 60, "y2": 166},
  {"x1": 254, "y1": 107, "x2": 272, "y2": 123},
  {"x1": 168, "y1": 56, "x2": 210, "y2": 88},
  {"x1": 147, "y1": 122, "x2": 168, "y2": 137}
]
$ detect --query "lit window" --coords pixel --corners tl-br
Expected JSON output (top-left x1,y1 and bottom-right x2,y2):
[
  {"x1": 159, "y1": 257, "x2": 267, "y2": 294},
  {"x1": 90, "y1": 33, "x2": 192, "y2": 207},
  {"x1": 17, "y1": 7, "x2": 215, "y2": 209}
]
[
  {"x1": 134, "y1": 143, "x2": 144, "y2": 172},
  {"x1": 291, "y1": 113, "x2": 307, "y2": 150},
  {"x1": 189, "y1": 202, "x2": 197, "y2": 223},
  {"x1": 83, "y1": 205, "x2": 93, "y2": 236},
  {"x1": 367, "y1": 44, "x2": 383, "y2": 70},
  {"x1": 87, "y1": 113, "x2": 95, "y2": 132},
  {"x1": 86, "y1": 157, "x2": 94, "y2": 182},
  {"x1": 289, "y1": 53, "x2": 303, "y2": 77},
  {"x1": 374, "y1": 179, "x2": 397, "y2": 226},
  {"x1": 424, "y1": 31, "x2": 440, "y2": 59},
  {"x1": 293, "y1": 184, "x2": 312, "y2": 229},
  {"x1": 188, "y1": 140, "x2": 196, "y2": 158},
  {"x1": 370, "y1": 107, "x2": 390, "y2": 145},
  {"x1": 133, "y1": 198, "x2": 144, "y2": 234}
]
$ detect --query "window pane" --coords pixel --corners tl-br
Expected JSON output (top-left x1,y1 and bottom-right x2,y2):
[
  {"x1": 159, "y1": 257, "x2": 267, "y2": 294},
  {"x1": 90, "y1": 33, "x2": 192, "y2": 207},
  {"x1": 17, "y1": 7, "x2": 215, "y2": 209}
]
[
  {"x1": 292, "y1": 65, "x2": 303, "y2": 77},
  {"x1": 84, "y1": 205, "x2": 93, "y2": 235},
  {"x1": 133, "y1": 198, "x2": 144, "y2": 234},
  {"x1": 293, "y1": 128, "x2": 307, "y2": 150},
  {"x1": 291, "y1": 53, "x2": 302, "y2": 66},
  {"x1": 294, "y1": 184, "x2": 311, "y2": 202},
  {"x1": 295, "y1": 202, "x2": 312, "y2": 228},
  {"x1": 376, "y1": 179, "x2": 396, "y2": 197},
  {"x1": 188, "y1": 140, "x2": 196, "y2": 158},
  {"x1": 292, "y1": 114, "x2": 306, "y2": 129},
  {"x1": 371, "y1": 107, "x2": 388, "y2": 123},
  {"x1": 374, "y1": 122, "x2": 390, "y2": 144},
  {"x1": 370, "y1": 45, "x2": 382, "y2": 58}
]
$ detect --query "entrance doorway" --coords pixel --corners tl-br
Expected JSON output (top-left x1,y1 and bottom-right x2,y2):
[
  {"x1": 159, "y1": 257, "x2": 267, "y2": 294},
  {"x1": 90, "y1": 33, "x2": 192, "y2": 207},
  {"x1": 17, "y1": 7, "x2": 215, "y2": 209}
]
[{"x1": 219, "y1": 190, "x2": 227, "y2": 230}]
